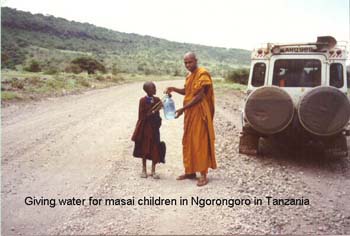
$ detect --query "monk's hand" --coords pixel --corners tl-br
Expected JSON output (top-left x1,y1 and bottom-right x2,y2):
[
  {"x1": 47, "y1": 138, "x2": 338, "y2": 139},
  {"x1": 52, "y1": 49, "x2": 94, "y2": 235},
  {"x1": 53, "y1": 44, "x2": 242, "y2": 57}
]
[
  {"x1": 175, "y1": 108, "x2": 184, "y2": 118},
  {"x1": 164, "y1": 87, "x2": 173, "y2": 95}
]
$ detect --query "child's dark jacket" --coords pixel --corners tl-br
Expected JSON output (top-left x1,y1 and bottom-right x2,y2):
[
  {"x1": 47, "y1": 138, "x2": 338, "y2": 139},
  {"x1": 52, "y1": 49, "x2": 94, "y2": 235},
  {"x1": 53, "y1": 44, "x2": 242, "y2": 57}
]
[{"x1": 132, "y1": 96, "x2": 163, "y2": 163}]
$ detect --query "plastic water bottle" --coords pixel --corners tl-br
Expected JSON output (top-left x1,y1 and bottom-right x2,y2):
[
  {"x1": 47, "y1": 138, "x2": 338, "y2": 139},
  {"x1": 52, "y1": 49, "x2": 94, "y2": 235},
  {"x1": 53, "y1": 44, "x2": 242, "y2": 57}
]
[{"x1": 163, "y1": 94, "x2": 176, "y2": 119}]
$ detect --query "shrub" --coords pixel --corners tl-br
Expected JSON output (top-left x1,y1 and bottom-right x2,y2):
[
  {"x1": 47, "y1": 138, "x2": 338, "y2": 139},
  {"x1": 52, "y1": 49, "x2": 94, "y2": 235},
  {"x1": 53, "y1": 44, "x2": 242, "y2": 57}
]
[
  {"x1": 46, "y1": 78, "x2": 65, "y2": 89},
  {"x1": 173, "y1": 69, "x2": 181, "y2": 76},
  {"x1": 112, "y1": 64, "x2": 119, "y2": 76},
  {"x1": 27, "y1": 77, "x2": 43, "y2": 86},
  {"x1": 24, "y1": 60, "x2": 41, "y2": 72},
  {"x1": 71, "y1": 57, "x2": 106, "y2": 74},
  {"x1": 224, "y1": 68, "x2": 250, "y2": 85},
  {"x1": 77, "y1": 78, "x2": 91, "y2": 87},
  {"x1": 10, "y1": 78, "x2": 25, "y2": 89},
  {"x1": 111, "y1": 74, "x2": 124, "y2": 83},
  {"x1": 95, "y1": 75, "x2": 105, "y2": 81},
  {"x1": 1, "y1": 91, "x2": 21, "y2": 100},
  {"x1": 65, "y1": 64, "x2": 83, "y2": 74},
  {"x1": 44, "y1": 67, "x2": 59, "y2": 75}
]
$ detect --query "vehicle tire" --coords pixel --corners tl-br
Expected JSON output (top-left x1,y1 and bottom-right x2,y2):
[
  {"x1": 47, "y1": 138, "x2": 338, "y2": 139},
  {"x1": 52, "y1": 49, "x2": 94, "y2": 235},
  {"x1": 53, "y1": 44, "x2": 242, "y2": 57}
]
[
  {"x1": 298, "y1": 86, "x2": 350, "y2": 136},
  {"x1": 244, "y1": 86, "x2": 294, "y2": 135}
]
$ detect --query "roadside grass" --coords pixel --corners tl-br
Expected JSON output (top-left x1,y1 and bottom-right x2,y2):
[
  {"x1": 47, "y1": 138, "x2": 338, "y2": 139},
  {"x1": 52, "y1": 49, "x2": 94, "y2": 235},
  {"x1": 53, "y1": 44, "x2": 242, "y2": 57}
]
[
  {"x1": 1, "y1": 70, "x2": 245, "y2": 102},
  {"x1": 213, "y1": 77, "x2": 247, "y2": 91},
  {"x1": 1, "y1": 91, "x2": 22, "y2": 101},
  {"x1": 121, "y1": 73, "x2": 183, "y2": 82},
  {"x1": 1, "y1": 70, "x2": 126, "y2": 101},
  {"x1": 0, "y1": 70, "x2": 183, "y2": 102}
]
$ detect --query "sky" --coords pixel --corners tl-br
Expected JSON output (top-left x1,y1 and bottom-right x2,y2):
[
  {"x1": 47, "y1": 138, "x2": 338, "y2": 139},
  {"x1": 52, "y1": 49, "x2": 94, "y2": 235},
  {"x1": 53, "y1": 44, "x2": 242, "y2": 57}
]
[{"x1": 1, "y1": 0, "x2": 349, "y2": 50}]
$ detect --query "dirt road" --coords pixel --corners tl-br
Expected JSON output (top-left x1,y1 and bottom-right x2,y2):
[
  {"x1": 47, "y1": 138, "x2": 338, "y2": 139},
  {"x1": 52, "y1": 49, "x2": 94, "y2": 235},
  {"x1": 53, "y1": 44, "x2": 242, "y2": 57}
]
[{"x1": 2, "y1": 81, "x2": 350, "y2": 235}]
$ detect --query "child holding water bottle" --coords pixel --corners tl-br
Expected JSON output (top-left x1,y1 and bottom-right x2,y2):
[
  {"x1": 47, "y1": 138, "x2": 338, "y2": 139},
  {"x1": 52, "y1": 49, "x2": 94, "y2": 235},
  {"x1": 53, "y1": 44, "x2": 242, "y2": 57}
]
[{"x1": 131, "y1": 81, "x2": 165, "y2": 179}]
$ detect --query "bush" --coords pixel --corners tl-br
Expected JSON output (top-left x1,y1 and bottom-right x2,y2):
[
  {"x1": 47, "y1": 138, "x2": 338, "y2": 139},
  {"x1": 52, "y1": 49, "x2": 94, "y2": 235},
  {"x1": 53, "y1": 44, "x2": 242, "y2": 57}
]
[
  {"x1": 173, "y1": 69, "x2": 181, "y2": 76},
  {"x1": 77, "y1": 78, "x2": 91, "y2": 87},
  {"x1": 1, "y1": 91, "x2": 21, "y2": 100},
  {"x1": 27, "y1": 77, "x2": 43, "y2": 86},
  {"x1": 112, "y1": 64, "x2": 119, "y2": 76},
  {"x1": 24, "y1": 60, "x2": 41, "y2": 72},
  {"x1": 111, "y1": 74, "x2": 124, "y2": 83},
  {"x1": 44, "y1": 67, "x2": 59, "y2": 75},
  {"x1": 71, "y1": 57, "x2": 106, "y2": 74},
  {"x1": 65, "y1": 64, "x2": 83, "y2": 74},
  {"x1": 224, "y1": 68, "x2": 250, "y2": 85},
  {"x1": 10, "y1": 78, "x2": 25, "y2": 89},
  {"x1": 46, "y1": 78, "x2": 65, "y2": 89},
  {"x1": 95, "y1": 75, "x2": 106, "y2": 81}
]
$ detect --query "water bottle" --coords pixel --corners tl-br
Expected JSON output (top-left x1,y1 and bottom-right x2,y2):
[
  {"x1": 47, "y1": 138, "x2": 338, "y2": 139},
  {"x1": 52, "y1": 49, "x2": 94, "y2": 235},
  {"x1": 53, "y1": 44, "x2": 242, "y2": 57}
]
[{"x1": 163, "y1": 94, "x2": 176, "y2": 119}]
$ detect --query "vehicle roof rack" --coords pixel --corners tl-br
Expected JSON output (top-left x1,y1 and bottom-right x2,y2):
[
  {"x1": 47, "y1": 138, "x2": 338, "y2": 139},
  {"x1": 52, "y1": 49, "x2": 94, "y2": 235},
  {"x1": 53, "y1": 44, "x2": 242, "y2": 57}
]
[{"x1": 270, "y1": 36, "x2": 337, "y2": 53}]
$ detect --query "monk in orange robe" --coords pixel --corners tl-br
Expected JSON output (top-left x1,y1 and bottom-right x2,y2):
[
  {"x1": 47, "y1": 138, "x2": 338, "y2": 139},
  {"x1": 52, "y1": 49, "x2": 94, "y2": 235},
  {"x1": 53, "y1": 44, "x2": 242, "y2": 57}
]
[{"x1": 165, "y1": 52, "x2": 217, "y2": 187}]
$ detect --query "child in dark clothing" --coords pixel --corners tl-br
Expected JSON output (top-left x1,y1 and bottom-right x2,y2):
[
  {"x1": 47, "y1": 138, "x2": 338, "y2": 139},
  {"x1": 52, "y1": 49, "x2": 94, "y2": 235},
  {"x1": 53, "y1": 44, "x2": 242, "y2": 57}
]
[{"x1": 131, "y1": 82, "x2": 163, "y2": 179}]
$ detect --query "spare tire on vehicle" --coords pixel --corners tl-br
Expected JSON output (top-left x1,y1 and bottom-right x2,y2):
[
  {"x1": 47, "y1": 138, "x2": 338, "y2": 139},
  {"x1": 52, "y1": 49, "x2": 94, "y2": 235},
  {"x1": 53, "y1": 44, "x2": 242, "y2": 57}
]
[
  {"x1": 244, "y1": 86, "x2": 294, "y2": 135},
  {"x1": 298, "y1": 86, "x2": 350, "y2": 136}
]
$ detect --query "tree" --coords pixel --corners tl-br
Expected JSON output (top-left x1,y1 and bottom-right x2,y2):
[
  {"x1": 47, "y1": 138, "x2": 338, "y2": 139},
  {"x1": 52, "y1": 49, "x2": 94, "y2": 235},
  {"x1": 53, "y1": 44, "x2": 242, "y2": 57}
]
[{"x1": 71, "y1": 57, "x2": 106, "y2": 74}]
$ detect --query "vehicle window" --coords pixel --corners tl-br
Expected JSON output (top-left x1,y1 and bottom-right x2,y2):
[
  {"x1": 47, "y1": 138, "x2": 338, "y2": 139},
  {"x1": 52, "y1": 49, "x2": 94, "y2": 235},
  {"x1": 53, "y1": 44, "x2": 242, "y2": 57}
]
[
  {"x1": 272, "y1": 59, "x2": 321, "y2": 87},
  {"x1": 330, "y1": 63, "x2": 343, "y2": 88},
  {"x1": 252, "y1": 63, "x2": 266, "y2": 87}
]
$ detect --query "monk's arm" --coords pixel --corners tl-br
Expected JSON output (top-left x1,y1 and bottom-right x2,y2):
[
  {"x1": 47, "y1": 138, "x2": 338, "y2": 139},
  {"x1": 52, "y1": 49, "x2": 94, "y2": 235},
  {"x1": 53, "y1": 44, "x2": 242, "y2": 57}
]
[
  {"x1": 165, "y1": 87, "x2": 185, "y2": 95},
  {"x1": 175, "y1": 87, "x2": 206, "y2": 118},
  {"x1": 147, "y1": 99, "x2": 163, "y2": 115}
]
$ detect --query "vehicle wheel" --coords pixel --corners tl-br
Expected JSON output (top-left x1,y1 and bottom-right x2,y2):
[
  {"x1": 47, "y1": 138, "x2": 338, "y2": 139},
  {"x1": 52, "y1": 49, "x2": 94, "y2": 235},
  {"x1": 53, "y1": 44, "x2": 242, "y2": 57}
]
[
  {"x1": 245, "y1": 86, "x2": 294, "y2": 135},
  {"x1": 298, "y1": 86, "x2": 350, "y2": 136}
]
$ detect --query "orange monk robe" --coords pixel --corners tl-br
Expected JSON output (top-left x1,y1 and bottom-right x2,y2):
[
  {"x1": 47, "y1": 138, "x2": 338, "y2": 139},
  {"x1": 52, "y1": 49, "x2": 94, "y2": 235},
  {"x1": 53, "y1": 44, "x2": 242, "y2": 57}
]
[{"x1": 183, "y1": 67, "x2": 217, "y2": 174}]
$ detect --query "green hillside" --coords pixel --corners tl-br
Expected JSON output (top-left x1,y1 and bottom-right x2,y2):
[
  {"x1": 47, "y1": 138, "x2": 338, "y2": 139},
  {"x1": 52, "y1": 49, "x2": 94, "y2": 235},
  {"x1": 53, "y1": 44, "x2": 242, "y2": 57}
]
[{"x1": 1, "y1": 7, "x2": 250, "y2": 76}]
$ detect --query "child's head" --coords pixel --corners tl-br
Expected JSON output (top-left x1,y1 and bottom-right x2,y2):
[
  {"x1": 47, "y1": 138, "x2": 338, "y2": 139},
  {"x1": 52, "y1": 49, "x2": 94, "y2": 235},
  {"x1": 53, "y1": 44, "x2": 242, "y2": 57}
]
[{"x1": 143, "y1": 81, "x2": 156, "y2": 96}]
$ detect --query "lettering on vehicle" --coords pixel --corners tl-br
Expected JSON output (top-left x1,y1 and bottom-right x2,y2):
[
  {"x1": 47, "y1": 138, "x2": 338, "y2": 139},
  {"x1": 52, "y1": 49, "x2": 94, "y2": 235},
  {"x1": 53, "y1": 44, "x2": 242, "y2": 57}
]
[{"x1": 283, "y1": 47, "x2": 314, "y2": 53}]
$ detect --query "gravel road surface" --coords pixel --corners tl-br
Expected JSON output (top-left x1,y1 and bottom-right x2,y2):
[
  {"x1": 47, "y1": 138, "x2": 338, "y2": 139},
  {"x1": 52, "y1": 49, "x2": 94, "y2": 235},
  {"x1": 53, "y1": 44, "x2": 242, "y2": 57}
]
[{"x1": 2, "y1": 81, "x2": 350, "y2": 235}]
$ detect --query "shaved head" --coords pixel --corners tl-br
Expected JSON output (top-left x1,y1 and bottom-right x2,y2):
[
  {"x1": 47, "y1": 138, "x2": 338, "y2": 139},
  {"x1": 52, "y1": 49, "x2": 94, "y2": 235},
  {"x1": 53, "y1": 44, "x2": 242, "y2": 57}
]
[
  {"x1": 184, "y1": 52, "x2": 197, "y2": 60},
  {"x1": 143, "y1": 81, "x2": 156, "y2": 95},
  {"x1": 184, "y1": 52, "x2": 198, "y2": 72}
]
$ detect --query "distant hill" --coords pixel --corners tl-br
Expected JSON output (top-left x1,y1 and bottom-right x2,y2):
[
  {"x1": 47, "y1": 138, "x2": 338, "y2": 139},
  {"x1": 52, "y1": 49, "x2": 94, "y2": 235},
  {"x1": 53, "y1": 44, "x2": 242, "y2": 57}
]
[{"x1": 1, "y1": 7, "x2": 251, "y2": 76}]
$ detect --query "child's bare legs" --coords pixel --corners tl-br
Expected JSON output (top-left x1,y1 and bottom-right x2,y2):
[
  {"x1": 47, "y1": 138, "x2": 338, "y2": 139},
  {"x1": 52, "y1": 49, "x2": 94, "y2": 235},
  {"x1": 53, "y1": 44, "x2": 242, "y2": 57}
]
[
  {"x1": 150, "y1": 161, "x2": 160, "y2": 179},
  {"x1": 141, "y1": 157, "x2": 147, "y2": 178}
]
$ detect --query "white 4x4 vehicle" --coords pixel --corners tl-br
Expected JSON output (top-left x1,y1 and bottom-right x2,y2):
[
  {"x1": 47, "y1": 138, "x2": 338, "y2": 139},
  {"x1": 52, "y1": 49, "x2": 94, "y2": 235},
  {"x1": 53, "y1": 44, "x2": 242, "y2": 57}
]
[{"x1": 239, "y1": 36, "x2": 350, "y2": 157}]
